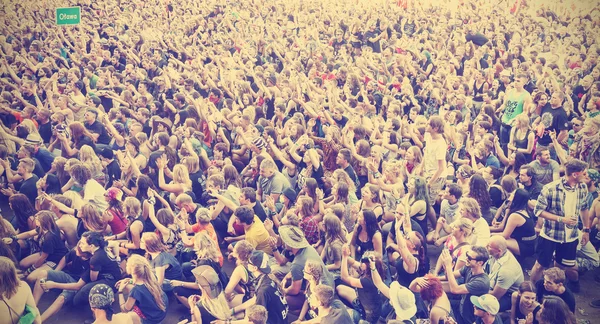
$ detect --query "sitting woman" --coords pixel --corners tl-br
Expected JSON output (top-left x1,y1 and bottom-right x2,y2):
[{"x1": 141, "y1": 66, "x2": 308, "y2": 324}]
[
  {"x1": 409, "y1": 274, "x2": 454, "y2": 324},
  {"x1": 432, "y1": 218, "x2": 473, "y2": 277},
  {"x1": 404, "y1": 176, "x2": 431, "y2": 235},
  {"x1": 146, "y1": 189, "x2": 181, "y2": 255},
  {"x1": 224, "y1": 240, "x2": 256, "y2": 308},
  {"x1": 491, "y1": 189, "x2": 536, "y2": 257},
  {"x1": 510, "y1": 281, "x2": 541, "y2": 324},
  {"x1": 157, "y1": 158, "x2": 195, "y2": 203},
  {"x1": 116, "y1": 254, "x2": 168, "y2": 324},
  {"x1": 0, "y1": 256, "x2": 41, "y2": 324},
  {"x1": 297, "y1": 260, "x2": 328, "y2": 322},
  {"x1": 190, "y1": 265, "x2": 233, "y2": 323},
  {"x1": 106, "y1": 197, "x2": 145, "y2": 257},
  {"x1": 355, "y1": 184, "x2": 385, "y2": 224},
  {"x1": 88, "y1": 284, "x2": 133, "y2": 324},
  {"x1": 339, "y1": 248, "x2": 385, "y2": 323},
  {"x1": 14, "y1": 211, "x2": 69, "y2": 284},
  {"x1": 349, "y1": 210, "x2": 383, "y2": 261},
  {"x1": 141, "y1": 233, "x2": 184, "y2": 293}
]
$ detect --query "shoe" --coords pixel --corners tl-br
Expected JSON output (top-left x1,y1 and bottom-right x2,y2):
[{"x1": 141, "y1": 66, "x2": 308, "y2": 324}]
[
  {"x1": 590, "y1": 300, "x2": 600, "y2": 308},
  {"x1": 569, "y1": 280, "x2": 581, "y2": 293}
]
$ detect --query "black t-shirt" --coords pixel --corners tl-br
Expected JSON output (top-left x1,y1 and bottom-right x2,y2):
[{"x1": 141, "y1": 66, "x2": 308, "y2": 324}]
[
  {"x1": 76, "y1": 136, "x2": 96, "y2": 151},
  {"x1": 85, "y1": 120, "x2": 111, "y2": 145},
  {"x1": 63, "y1": 248, "x2": 90, "y2": 280},
  {"x1": 38, "y1": 121, "x2": 52, "y2": 144},
  {"x1": 334, "y1": 115, "x2": 349, "y2": 128},
  {"x1": 358, "y1": 277, "x2": 381, "y2": 320},
  {"x1": 40, "y1": 230, "x2": 68, "y2": 263},
  {"x1": 537, "y1": 105, "x2": 569, "y2": 146},
  {"x1": 535, "y1": 279, "x2": 576, "y2": 313},
  {"x1": 83, "y1": 248, "x2": 121, "y2": 283},
  {"x1": 343, "y1": 165, "x2": 359, "y2": 190},
  {"x1": 253, "y1": 202, "x2": 269, "y2": 223},
  {"x1": 19, "y1": 175, "x2": 39, "y2": 205},
  {"x1": 255, "y1": 274, "x2": 288, "y2": 324},
  {"x1": 364, "y1": 30, "x2": 382, "y2": 53}
]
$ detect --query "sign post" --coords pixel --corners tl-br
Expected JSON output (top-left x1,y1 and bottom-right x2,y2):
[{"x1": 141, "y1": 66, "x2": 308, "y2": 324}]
[{"x1": 56, "y1": 7, "x2": 81, "y2": 25}]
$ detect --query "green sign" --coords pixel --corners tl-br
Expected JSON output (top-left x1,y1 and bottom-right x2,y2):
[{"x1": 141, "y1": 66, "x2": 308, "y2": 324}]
[{"x1": 56, "y1": 7, "x2": 81, "y2": 25}]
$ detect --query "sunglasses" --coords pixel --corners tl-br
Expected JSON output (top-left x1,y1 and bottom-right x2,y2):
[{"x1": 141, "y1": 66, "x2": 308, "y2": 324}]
[{"x1": 466, "y1": 254, "x2": 482, "y2": 262}]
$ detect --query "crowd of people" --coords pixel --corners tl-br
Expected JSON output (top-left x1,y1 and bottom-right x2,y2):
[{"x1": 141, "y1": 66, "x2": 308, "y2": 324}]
[{"x1": 0, "y1": 0, "x2": 600, "y2": 323}]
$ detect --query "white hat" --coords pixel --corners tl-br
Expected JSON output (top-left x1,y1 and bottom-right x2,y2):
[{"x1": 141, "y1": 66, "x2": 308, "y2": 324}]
[
  {"x1": 389, "y1": 282, "x2": 417, "y2": 320},
  {"x1": 470, "y1": 294, "x2": 500, "y2": 316}
]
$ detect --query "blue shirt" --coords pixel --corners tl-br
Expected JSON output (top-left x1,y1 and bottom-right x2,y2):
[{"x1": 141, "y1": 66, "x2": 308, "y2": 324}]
[
  {"x1": 34, "y1": 148, "x2": 56, "y2": 173},
  {"x1": 485, "y1": 155, "x2": 501, "y2": 168}
]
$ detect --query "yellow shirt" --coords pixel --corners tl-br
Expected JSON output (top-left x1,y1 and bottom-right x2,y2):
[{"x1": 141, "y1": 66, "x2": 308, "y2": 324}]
[{"x1": 245, "y1": 216, "x2": 273, "y2": 255}]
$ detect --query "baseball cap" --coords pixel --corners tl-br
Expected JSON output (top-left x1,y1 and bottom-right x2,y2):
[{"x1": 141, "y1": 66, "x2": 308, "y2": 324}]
[
  {"x1": 470, "y1": 294, "x2": 500, "y2": 315},
  {"x1": 249, "y1": 250, "x2": 271, "y2": 274},
  {"x1": 191, "y1": 265, "x2": 222, "y2": 298}
]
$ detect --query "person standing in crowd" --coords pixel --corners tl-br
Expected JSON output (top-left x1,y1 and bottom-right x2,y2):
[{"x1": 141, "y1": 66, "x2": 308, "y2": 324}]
[
  {"x1": 529, "y1": 159, "x2": 590, "y2": 292},
  {"x1": 527, "y1": 147, "x2": 560, "y2": 186},
  {"x1": 423, "y1": 116, "x2": 447, "y2": 203},
  {"x1": 498, "y1": 74, "x2": 532, "y2": 151}
]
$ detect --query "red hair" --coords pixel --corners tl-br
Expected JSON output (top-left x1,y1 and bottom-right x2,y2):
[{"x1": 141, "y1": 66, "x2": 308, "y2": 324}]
[{"x1": 420, "y1": 274, "x2": 444, "y2": 301}]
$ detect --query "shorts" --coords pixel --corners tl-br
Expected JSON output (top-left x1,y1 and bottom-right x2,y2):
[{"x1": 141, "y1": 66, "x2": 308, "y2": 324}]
[
  {"x1": 427, "y1": 176, "x2": 445, "y2": 203},
  {"x1": 535, "y1": 236, "x2": 578, "y2": 268},
  {"x1": 46, "y1": 270, "x2": 78, "y2": 303}
]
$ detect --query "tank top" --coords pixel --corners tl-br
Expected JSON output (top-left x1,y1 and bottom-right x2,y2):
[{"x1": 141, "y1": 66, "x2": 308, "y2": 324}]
[
  {"x1": 395, "y1": 255, "x2": 420, "y2": 288},
  {"x1": 513, "y1": 129, "x2": 532, "y2": 160},
  {"x1": 106, "y1": 208, "x2": 127, "y2": 235},
  {"x1": 239, "y1": 267, "x2": 256, "y2": 302},
  {"x1": 502, "y1": 90, "x2": 528, "y2": 124},
  {"x1": 356, "y1": 229, "x2": 379, "y2": 260},
  {"x1": 510, "y1": 211, "x2": 536, "y2": 242},
  {"x1": 514, "y1": 296, "x2": 540, "y2": 324},
  {"x1": 126, "y1": 216, "x2": 146, "y2": 256},
  {"x1": 473, "y1": 80, "x2": 486, "y2": 102}
]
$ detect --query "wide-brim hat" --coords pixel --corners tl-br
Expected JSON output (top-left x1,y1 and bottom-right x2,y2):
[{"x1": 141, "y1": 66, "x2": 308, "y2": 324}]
[
  {"x1": 390, "y1": 282, "x2": 417, "y2": 320},
  {"x1": 152, "y1": 116, "x2": 173, "y2": 132},
  {"x1": 279, "y1": 225, "x2": 309, "y2": 249}
]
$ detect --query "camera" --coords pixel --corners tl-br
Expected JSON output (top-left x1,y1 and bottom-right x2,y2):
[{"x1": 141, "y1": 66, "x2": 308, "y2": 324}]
[{"x1": 360, "y1": 256, "x2": 370, "y2": 264}]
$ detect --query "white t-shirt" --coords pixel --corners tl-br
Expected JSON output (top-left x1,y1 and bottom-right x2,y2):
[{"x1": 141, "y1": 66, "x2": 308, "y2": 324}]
[
  {"x1": 472, "y1": 217, "x2": 491, "y2": 247},
  {"x1": 563, "y1": 189, "x2": 578, "y2": 243},
  {"x1": 423, "y1": 132, "x2": 447, "y2": 179},
  {"x1": 84, "y1": 179, "x2": 108, "y2": 211}
]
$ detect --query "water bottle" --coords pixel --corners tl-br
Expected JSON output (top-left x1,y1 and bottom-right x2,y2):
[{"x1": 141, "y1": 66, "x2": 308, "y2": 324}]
[{"x1": 40, "y1": 279, "x2": 49, "y2": 292}]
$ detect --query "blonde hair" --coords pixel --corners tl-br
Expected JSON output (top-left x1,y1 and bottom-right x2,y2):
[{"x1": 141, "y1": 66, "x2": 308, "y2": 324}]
[
  {"x1": 514, "y1": 113, "x2": 530, "y2": 130},
  {"x1": 142, "y1": 232, "x2": 166, "y2": 254},
  {"x1": 453, "y1": 217, "x2": 474, "y2": 238},
  {"x1": 123, "y1": 197, "x2": 141, "y2": 218},
  {"x1": 79, "y1": 145, "x2": 104, "y2": 177},
  {"x1": 459, "y1": 197, "x2": 482, "y2": 220},
  {"x1": 172, "y1": 164, "x2": 192, "y2": 188},
  {"x1": 127, "y1": 255, "x2": 166, "y2": 311},
  {"x1": 0, "y1": 256, "x2": 19, "y2": 299},
  {"x1": 80, "y1": 204, "x2": 107, "y2": 232},
  {"x1": 194, "y1": 232, "x2": 221, "y2": 263}
]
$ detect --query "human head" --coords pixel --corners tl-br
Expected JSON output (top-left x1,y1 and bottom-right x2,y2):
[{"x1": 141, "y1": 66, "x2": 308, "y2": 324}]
[
  {"x1": 543, "y1": 267, "x2": 566, "y2": 292},
  {"x1": 427, "y1": 116, "x2": 445, "y2": 134},
  {"x1": 79, "y1": 231, "x2": 107, "y2": 253},
  {"x1": 89, "y1": 284, "x2": 116, "y2": 320},
  {"x1": 459, "y1": 197, "x2": 482, "y2": 220},
  {"x1": 70, "y1": 164, "x2": 92, "y2": 186},
  {"x1": 536, "y1": 147, "x2": 551, "y2": 164},
  {"x1": 303, "y1": 259, "x2": 323, "y2": 283},
  {"x1": 17, "y1": 158, "x2": 35, "y2": 176},
  {"x1": 517, "y1": 281, "x2": 537, "y2": 308},
  {"x1": 538, "y1": 296, "x2": 576, "y2": 324},
  {"x1": 0, "y1": 256, "x2": 19, "y2": 299},
  {"x1": 487, "y1": 236, "x2": 508, "y2": 259},
  {"x1": 336, "y1": 148, "x2": 352, "y2": 167},
  {"x1": 232, "y1": 240, "x2": 255, "y2": 263},
  {"x1": 471, "y1": 294, "x2": 500, "y2": 317},
  {"x1": 466, "y1": 246, "x2": 489, "y2": 268},
  {"x1": 564, "y1": 159, "x2": 588, "y2": 183},
  {"x1": 509, "y1": 188, "x2": 530, "y2": 214},
  {"x1": 234, "y1": 206, "x2": 255, "y2": 226},
  {"x1": 312, "y1": 284, "x2": 336, "y2": 309},
  {"x1": 246, "y1": 305, "x2": 268, "y2": 324},
  {"x1": 259, "y1": 159, "x2": 276, "y2": 178},
  {"x1": 141, "y1": 232, "x2": 166, "y2": 253},
  {"x1": 519, "y1": 165, "x2": 535, "y2": 184}
]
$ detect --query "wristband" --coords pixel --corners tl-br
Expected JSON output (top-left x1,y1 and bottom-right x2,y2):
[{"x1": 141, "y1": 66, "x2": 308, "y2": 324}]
[
  {"x1": 583, "y1": 228, "x2": 590, "y2": 233},
  {"x1": 558, "y1": 217, "x2": 562, "y2": 223}
]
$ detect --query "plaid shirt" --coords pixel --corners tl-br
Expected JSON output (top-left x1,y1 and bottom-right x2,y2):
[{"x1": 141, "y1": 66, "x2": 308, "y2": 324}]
[
  {"x1": 534, "y1": 178, "x2": 589, "y2": 243},
  {"x1": 300, "y1": 216, "x2": 320, "y2": 245}
]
